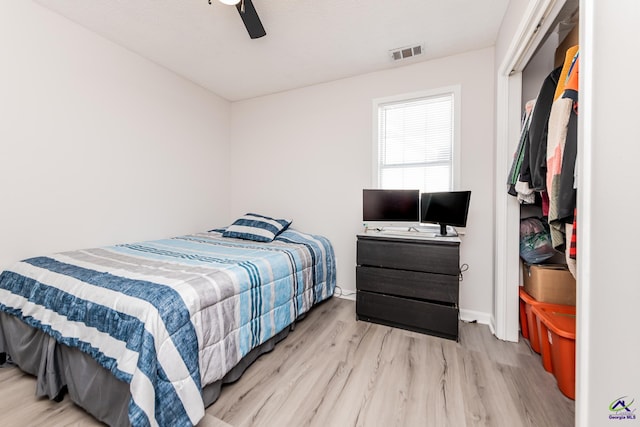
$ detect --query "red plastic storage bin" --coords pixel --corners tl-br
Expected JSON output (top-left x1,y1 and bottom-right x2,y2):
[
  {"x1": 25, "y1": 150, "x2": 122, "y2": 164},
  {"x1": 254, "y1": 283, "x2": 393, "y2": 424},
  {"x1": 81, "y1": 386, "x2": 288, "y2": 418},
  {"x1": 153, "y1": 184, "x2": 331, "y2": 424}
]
[
  {"x1": 534, "y1": 303, "x2": 575, "y2": 373},
  {"x1": 532, "y1": 305, "x2": 576, "y2": 400},
  {"x1": 519, "y1": 287, "x2": 540, "y2": 344},
  {"x1": 519, "y1": 287, "x2": 575, "y2": 358},
  {"x1": 519, "y1": 287, "x2": 530, "y2": 339}
]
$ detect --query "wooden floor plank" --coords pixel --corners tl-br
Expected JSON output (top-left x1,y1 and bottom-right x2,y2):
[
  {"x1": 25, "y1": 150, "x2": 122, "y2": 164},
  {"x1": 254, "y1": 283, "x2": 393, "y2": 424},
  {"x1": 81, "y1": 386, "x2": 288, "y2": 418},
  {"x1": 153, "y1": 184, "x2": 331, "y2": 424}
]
[
  {"x1": 209, "y1": 298, "x2": 574, "y2": 427},
  {"x1": 0, "y1": 297, "x2": 574, "y2": 426}
]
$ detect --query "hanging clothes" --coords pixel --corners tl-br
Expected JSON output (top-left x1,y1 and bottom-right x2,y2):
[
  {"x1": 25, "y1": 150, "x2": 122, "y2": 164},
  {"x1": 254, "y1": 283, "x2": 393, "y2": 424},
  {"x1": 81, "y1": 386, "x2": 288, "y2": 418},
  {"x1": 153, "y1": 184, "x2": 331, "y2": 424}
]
[
  {"x1": 547, "y1": 49, "x2": 579, "y2": 250},
  {"x1": 507, "y1": 99, "x2": 536, "y2": 202},
  {"x1": 558, "y1": 55, "x2": 579, "y2": 225},
  {"x1": 546, "y1": 100, "x2": 572, "y2": 248},
  {"x1": 560, "y1": 54, "x2": 580, "y2": 276},
  {"x1": 553, "y1": 45, "x2": 579, "y2": 101},
  {"x1": 569, "y1": 209, "x2": 577, "y2": 259},
  {"x1": 528, "y1": 67, "x2": 562, "y2": 193}
]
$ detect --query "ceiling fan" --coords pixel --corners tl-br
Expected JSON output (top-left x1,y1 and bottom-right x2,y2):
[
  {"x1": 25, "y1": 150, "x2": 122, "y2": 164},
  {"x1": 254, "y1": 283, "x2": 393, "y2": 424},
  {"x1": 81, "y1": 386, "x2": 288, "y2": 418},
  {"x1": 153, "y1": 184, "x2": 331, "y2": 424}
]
[{"x1": 209, "y1": 0, "x2": 266, "y2": 39}]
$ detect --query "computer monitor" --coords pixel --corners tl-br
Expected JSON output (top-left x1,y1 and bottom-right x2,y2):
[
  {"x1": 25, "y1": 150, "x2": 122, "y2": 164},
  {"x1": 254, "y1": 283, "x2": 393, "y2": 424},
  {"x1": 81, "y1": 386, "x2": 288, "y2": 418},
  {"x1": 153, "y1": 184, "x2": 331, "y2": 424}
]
[
  {"x1": 420, "y1": 191, "x2": 471, "y2": 236},
  {"x1": 362, "y1": 189, "x2": 420, "y2": 228}
]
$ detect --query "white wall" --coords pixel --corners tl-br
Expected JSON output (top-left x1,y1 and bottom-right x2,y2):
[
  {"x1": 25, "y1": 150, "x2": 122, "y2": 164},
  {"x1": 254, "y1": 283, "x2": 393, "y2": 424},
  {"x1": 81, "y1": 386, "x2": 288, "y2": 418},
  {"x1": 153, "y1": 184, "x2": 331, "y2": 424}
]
[
  {"x1": 0, "y1": 2, "x2": 231, "y2": 270},
  {"x1": 495, "y1": 0, "x2": 531, "y2": 68},
  {"x1": 578, "y1": 0, "x2": 640, "y2": 424},
  {"x1": 230, "y1": 48, "x2": 496, "y2": 320}
]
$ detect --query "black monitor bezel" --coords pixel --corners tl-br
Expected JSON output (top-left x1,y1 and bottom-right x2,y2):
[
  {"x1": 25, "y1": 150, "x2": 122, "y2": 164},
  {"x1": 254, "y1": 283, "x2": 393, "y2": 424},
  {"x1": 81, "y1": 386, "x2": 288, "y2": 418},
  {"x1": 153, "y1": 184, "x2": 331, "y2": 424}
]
[
  {"x1": 362, "y1": 189, "x2": 420, "y2": 223},
  {"x1": 420, "y1": 190, "x2": 471, "y2": 228}
]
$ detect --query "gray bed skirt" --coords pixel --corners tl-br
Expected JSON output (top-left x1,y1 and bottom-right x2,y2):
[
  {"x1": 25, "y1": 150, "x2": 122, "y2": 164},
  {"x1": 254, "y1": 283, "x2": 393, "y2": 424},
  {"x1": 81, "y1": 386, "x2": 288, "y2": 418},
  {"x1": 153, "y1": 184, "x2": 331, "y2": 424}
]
[{"x1": 0, "y1": 311, "x2": 299, "y2": 426}]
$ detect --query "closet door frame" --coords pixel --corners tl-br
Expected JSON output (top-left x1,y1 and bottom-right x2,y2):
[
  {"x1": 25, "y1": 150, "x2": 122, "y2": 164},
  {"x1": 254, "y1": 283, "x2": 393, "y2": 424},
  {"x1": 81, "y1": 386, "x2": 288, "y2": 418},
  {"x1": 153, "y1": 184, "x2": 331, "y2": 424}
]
[{"x1": 493, "y1": 0, "x2": 570, "y2": 342}]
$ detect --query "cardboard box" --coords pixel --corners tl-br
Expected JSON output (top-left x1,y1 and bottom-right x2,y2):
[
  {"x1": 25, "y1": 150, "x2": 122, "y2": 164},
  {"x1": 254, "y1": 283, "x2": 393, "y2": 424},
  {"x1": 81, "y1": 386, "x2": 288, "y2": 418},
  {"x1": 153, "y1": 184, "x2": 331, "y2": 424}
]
[{"x1": 522, "y1": 263, "x2": 576, "y2": 306}]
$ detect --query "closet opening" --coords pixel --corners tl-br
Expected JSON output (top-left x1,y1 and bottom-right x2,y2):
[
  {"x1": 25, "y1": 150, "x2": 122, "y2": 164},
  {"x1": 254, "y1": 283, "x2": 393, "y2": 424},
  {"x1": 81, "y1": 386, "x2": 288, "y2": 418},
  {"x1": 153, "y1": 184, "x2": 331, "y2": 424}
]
[
  {"x1": 495, "y1": 0, "x2": 579, "y2": 410},
  {"x1": 493, "y1": 0, "x2": 579, "y2": 343}
]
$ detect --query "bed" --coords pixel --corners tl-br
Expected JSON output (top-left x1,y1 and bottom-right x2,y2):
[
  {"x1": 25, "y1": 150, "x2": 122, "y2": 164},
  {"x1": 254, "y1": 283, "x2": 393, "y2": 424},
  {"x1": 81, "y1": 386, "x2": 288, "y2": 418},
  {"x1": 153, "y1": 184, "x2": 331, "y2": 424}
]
[{"x1": 0, "y1": 223, "x2": 336, "y2": 426}]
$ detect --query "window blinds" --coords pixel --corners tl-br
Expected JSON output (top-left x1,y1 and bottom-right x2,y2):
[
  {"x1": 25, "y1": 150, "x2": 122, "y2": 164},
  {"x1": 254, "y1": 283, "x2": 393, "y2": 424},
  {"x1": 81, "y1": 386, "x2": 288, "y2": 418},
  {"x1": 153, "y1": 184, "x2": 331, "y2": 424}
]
[{"x1": 377, "y1": 93, "x2": 454, "y2": 192}]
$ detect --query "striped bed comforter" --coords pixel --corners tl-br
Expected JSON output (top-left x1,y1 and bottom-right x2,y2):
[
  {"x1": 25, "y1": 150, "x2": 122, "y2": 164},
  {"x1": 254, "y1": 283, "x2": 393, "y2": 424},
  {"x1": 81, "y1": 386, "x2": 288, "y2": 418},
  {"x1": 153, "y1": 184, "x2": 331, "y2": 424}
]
[{"x1": 0, "y1": 229, "x2": 336, "y2": 426}]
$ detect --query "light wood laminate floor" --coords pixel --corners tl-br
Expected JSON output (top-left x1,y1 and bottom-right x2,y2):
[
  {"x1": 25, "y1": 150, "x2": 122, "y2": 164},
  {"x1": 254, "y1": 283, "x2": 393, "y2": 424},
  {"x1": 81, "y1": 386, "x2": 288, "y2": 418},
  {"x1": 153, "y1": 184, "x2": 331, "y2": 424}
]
[{"x1": 0, "y1": 297, "x2": 574, "y2": 426}]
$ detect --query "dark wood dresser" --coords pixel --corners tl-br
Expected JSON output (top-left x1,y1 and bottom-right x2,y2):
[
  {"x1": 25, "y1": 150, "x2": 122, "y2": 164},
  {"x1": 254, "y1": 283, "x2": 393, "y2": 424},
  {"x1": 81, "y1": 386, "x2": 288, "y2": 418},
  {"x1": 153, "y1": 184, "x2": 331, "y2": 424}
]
[{"x1": 356, "y1": 233, "x2": 461, "y2": 340}]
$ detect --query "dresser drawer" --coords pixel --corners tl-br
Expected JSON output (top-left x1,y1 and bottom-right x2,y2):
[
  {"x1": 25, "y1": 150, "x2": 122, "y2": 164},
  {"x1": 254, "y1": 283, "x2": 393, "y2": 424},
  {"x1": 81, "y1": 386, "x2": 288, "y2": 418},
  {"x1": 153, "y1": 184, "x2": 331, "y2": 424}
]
[
  {"x1": 356, "y1": 266, "x2": 459, "y2": 305},
  {"x1": 356, "y1": 291, "x2": 459, "y2": 340},
  {"x1": 357, "y1": 238, "x2": 459, "y2": 275}
]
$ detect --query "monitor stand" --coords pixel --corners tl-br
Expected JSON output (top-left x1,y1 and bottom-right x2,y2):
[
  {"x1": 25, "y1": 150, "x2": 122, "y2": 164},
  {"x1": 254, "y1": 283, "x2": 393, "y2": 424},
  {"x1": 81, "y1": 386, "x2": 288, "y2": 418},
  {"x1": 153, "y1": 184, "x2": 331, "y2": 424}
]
[{"x1": 436, "y1": 224, "x2": 458, "y2": 237}]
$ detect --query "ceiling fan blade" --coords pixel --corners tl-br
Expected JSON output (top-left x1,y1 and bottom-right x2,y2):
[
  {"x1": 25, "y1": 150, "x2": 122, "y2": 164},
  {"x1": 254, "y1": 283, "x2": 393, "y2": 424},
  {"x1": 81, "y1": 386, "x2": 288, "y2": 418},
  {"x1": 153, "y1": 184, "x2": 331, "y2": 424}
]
[{"x1": 236, "y1": 0, "x2": 266, "y2": 39}]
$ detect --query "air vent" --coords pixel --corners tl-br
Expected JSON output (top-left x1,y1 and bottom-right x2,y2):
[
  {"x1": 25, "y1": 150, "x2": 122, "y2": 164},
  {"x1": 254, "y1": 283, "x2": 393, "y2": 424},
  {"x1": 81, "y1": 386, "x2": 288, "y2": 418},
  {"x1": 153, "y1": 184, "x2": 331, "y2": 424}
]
[{"x1": 390, "y1": 44, "x2": 423, "y2": 61}]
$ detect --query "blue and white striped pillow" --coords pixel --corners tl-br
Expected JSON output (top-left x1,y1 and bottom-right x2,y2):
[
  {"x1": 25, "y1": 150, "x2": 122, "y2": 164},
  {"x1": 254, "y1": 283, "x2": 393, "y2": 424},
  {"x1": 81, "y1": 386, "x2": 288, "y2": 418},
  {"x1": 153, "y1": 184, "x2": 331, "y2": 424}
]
[{"x1": 222, "y1": 213, "x2": 292, "y2": 242}]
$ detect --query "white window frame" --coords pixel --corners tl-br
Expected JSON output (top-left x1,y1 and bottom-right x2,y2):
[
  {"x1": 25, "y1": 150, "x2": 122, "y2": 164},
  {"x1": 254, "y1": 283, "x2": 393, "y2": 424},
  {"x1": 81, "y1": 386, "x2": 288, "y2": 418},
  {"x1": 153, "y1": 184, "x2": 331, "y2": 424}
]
[{"x1": 372, "y1": 86, "x2": 461, "y2": 191}]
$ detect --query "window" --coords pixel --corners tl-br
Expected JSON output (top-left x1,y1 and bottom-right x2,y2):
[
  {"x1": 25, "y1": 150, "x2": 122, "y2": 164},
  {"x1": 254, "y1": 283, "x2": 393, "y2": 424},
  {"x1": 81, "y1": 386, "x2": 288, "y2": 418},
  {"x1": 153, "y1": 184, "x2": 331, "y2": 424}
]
[{"x1": 374, "y1": 88, "x2": 459, "y2": 192}]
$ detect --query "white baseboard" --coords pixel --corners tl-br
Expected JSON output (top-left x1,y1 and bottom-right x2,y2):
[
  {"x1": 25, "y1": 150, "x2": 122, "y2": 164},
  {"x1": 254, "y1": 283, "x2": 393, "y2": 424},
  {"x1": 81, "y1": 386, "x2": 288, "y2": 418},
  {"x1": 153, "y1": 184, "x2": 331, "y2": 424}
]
[
  {"x1": 459, "y1": 309, "x2": 492, "y2": 326},
  {"x1": 488, "y1": 314, "x2": 497, "y2": 337}
]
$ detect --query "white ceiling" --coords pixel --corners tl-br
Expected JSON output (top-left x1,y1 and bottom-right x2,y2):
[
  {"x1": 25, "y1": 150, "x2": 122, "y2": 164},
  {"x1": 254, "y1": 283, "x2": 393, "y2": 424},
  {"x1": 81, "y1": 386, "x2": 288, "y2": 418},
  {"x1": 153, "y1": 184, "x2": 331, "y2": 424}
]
[{"x1": 35, "y1": 0, "x2": 510, "y2": 101}]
